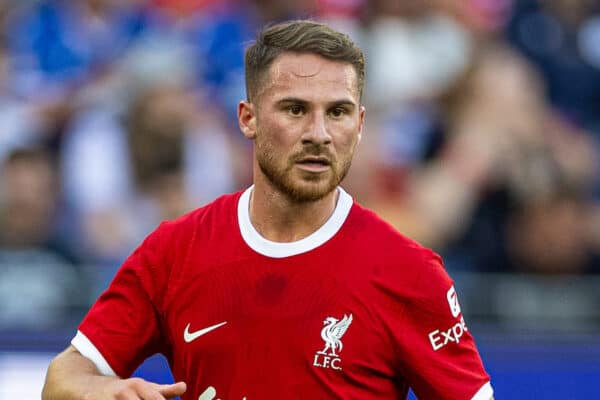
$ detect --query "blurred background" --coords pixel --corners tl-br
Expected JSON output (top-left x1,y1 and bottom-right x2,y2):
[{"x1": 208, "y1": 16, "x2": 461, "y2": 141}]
[{"x1": 1, "y1": 0, "x2": 599, "y2": 398}]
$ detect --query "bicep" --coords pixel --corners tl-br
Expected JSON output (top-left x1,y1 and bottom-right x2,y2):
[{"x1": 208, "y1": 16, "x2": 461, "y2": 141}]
[
  {"x1": 76, "y1": 225, "x2": 173, "y2": 377},
  {"x1": 392, "y1": 252, "x2": 492, "y2": 399},
  {"x1": 52, "y1": 345, "x2": 100, "y2": 373},
  {"x1": 77, "y1": 263, "x2": 165, "y2": 377},
  {"x1": 43, "y1": 345, "x2": 108, "y2": 400}
]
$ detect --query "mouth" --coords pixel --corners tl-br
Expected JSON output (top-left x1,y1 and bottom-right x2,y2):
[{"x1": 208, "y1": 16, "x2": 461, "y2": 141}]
[{"x1": 295, "y1": 156, "x2": 331, "y2": 172}]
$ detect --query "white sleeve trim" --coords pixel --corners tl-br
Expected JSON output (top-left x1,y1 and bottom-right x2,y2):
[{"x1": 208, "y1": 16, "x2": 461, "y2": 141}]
[
  {"x1": 471, "y1": 381, "x2": 494, "y2": 400},
  {"x1": 71, "y1": 330, "x2": 119, "y2": 377}
]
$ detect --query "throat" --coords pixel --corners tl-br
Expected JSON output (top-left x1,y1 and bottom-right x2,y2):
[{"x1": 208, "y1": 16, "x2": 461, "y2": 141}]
[{"x1": 249, "y1": 187, "x2": 339, "y2": 243}]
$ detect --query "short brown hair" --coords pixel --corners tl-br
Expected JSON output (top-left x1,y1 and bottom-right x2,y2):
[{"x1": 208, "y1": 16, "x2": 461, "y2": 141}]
[{"x1": 244, "y1": 20, "x2": 365, "y2": 102}]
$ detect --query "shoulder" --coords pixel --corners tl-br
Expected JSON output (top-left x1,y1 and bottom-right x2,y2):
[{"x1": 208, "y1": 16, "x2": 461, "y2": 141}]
[
  {"x1": 139, "y1": 191, "x2": 243, "y2": 264},
  {"x1": 125, "y1": 191, "x2": 243, "y2": 298},
  {"x1": 158, "y1": 191, "x2": 242, "y2": 237},
  {"x1": 348, "y1": 201, "x2": 439, "y2": 261},
  {"x1": 347, "y1": 201, "x2": 449, "y2": 294}
]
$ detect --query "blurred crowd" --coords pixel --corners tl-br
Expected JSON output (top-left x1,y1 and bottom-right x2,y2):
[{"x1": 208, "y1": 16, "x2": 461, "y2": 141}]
[{"x1": 1, "y1": 0, "x2": 600, "y2": 331}]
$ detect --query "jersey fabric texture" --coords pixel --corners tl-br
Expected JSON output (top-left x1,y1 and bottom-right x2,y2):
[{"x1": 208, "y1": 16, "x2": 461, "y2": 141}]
[{"x1": 73, "y1": 186, "x2": 493, "y2": 400}]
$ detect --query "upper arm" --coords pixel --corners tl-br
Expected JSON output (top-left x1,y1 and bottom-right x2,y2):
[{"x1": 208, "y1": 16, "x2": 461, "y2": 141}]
[
  {"x1": 49, "y1": 344, "x2": 115, "y2": 377},
  {"x1": 44, "y1": 345, "x2": 104, "y2": 394},
  {"x1": 51, "y1": 345, "x2": 95, "y2": 368},
  {"x1": 74, "y1": 223, "x2": 174, "y2": 377},
  {"x1": 62, "y1": 345, "x2": 80, "y2": 357},
  {"x1": 385, "y1": 250, "x2": 493, "y2": 399}
]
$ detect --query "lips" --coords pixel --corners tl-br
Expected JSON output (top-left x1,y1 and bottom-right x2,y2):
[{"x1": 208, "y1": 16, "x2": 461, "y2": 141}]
[
  {"x1": 296, "y1": 156, "x2": 331, "y2": 166},
  {"x1": 295, "y1": 155, "x2": 332, "y2": 173}
]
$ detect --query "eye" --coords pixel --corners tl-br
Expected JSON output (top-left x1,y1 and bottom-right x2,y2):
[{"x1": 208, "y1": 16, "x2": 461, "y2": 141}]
[
  {"x1": 287, "y1": 105, "x2": 305, "y2": 116},
  {"x1": 329, "y1": 107, "x2": 347, "y2": 118}
]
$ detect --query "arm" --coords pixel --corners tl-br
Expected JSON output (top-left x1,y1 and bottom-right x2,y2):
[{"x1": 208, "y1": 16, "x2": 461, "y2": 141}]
[
  {"x1": 377, "y1": 248, "x2": 493, "y2": 399},
  {"x1": 42, "y1": 345, "x2": 186, "y2": 400}
]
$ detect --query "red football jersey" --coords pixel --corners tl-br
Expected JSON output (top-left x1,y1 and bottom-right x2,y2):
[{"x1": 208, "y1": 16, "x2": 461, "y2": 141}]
[{"x1": 73, "y1": 187, "x2": 493, "y2": 400}]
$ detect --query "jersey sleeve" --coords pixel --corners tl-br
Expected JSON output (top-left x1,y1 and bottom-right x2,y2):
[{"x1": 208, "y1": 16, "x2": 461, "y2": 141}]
[
  {"x1": 392, "y1": 250, "x2": 493, "y2": 400},
  {"x1": 72, "y1": 222, "x2": 174, "y2": 378}
]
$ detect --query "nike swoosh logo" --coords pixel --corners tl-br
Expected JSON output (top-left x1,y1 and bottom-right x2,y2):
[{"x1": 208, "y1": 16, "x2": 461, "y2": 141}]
[{"x1": 184, "y1": 321, "x2": 227, "y2": 343}]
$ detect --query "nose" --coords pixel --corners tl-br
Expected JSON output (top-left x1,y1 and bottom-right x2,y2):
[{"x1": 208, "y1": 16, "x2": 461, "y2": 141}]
[{"x1": 302, "y1": 112, "x2": 331, "y2": 145}]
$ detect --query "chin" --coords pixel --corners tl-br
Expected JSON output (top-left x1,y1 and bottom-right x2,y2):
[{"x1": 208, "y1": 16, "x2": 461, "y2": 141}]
[
  {"x1": 279, "y1": 178, "x2": 338, "y2": 203},
  {"x1": 258, "y1": 157, "x2": 344, "y2": 203},
  {"x1": 290, "y1": 186, "x2": 334, "y2": 202}
]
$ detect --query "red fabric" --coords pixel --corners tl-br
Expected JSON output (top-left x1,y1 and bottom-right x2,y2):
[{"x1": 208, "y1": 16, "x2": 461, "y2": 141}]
[
  {"x1": 151, "y1": 0, "x2": 228, "y2": 14},
  {"x1": 79, "y1": 191, "x2": 490, "y2": 399}
]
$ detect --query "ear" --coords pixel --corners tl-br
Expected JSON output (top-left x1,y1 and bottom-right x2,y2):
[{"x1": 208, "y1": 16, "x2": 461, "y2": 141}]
[
  {"x1": 357, "y1": 105, "x2": 366, "y2": 144},
  {"x1": 238, "y1": 101, "x2": 257, "y2": 140}
]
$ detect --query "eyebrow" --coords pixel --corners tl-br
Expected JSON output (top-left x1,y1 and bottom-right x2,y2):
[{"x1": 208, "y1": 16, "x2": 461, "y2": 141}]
[
  {"x1": 276, "y1": 97, "x2": 308, "y2": 107},
  {"x1": 275, "y1": 97, "x2": 357, "y2": 108}
]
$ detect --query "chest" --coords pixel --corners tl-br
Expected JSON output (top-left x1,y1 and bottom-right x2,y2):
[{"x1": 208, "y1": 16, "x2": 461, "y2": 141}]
[{"x1": 164, "y1": 256, "x2": 404, "y2": 399}]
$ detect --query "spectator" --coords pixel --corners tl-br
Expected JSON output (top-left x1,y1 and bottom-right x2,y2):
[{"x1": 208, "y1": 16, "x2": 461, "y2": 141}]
[
  {"x1": 4, "y1": 0, "x2": 151, "y2": 99},
  {"x1": 403, "y1": 45, "x2": 600, "y2": 274},
  {"x1": 507, "y1": 0, "x2": 600, "y2": 134},
  {"x1": 0, "y1": 148, "x2": 87, "y2": 330},
  {"x1": 60, "y1": 80, "x2": 241, "y2": 268}
]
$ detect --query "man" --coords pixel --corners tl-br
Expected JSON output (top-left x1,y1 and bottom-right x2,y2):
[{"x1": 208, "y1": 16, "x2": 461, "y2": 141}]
[{"x1": 43, "y1": 20, "x2": 493, "y2": 399}]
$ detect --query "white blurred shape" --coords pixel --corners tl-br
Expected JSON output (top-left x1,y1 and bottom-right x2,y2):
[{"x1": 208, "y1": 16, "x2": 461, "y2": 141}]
[
  {"x1": 367, "y1": 15, "x2": 472, "y2": 104},
  {"x1": 578, "y1": 16, "x2": 600, "y2": 70},
  {"x1": 0, "y1": 352, "x2": 53, "y2": 400}
]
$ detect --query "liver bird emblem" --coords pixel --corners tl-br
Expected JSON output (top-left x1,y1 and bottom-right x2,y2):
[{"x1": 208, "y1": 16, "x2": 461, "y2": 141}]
[{"x1": 318, "y1": 314, "x2": 353, "y2": 356}]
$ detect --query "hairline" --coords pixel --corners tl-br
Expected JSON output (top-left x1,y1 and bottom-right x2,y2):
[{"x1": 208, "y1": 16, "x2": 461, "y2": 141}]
[{"x1": 250, "y1": 50, "x2": 363, "y2": 104}]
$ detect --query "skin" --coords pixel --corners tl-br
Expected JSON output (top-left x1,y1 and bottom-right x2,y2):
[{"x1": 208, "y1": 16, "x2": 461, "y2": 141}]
[
  {"x1": 42, "y1": 345, "x2": 186, "y2": 399},
  {"x1": 238, "y1": 52, "x2": 365, "y2": 242}
]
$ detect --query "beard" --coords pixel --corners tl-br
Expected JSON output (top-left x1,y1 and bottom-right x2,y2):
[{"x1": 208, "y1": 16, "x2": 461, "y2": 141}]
[{"x1": 256, "y1": 140, "x2": 353, "y2": 203}]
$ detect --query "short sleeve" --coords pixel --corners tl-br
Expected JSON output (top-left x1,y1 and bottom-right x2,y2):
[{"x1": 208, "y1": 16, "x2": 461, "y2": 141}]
[
  {"x1": 393, "y1": 250, "x2": 492, "y2": 400},
  {"x1": 73, "y1": 223, "x2": 173, "y2": 378}
]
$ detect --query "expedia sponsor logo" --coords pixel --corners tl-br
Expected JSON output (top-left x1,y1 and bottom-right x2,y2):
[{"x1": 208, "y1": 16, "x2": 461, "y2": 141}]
[
  {"x1": 428, "y1": 316, "x2": 468, "y2": 351},
  {"x1": 427, "y1": 286, "x2": 468, "y2": 351},
  {"x1": 446, "y1": 286, "x2": 461, "y2": 318}
]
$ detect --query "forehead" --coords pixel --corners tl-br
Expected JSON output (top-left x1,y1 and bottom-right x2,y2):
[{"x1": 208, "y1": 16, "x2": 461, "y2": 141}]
[{"x1": 259, "y1": 52, "x2": 359, "y2": 103}]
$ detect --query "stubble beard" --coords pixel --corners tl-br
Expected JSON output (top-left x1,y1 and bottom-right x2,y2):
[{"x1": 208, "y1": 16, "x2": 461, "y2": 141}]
[{"x1": 256, "y1": 141, "x2": 353, "y2": 203}]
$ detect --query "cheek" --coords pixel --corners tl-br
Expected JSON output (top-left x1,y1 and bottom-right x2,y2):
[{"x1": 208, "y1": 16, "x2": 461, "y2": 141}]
[
  {"x1": 342, "y1": 138, "x2": 359, "y2": 160},
  {"x1": 258, "y1": 117, "x2": 302, "y2": 148},
  {"x1": 335, "y1": 124, "x2": 361, "y2": 151},
  {"x1": 256, "y1": 122, "x2": 289, "y2": 159}
]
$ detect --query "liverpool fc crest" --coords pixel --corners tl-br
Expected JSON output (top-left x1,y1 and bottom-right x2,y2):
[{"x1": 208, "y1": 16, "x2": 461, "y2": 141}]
[{"x1": 313, "y1": 313, "x2": 353, "y2": 370}]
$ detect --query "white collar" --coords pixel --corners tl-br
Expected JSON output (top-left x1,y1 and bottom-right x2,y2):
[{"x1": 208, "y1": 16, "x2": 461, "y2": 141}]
[{"x1": 237, "y1": 186, "x2": 353, "y2": 258}]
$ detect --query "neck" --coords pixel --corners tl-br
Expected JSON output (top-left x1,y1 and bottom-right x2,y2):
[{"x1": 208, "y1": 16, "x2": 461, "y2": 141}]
[{"x1": 249, "y1": 179, "x2": 339, "y2": 243}]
